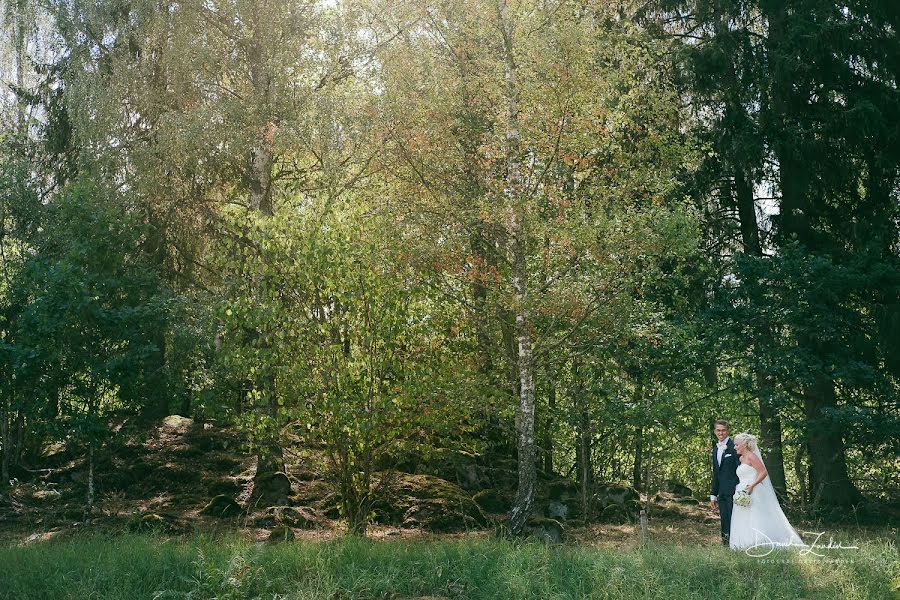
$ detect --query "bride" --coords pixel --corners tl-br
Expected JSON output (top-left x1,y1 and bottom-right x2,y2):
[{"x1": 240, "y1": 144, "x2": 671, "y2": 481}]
[{"x1": 730, "y1": 432, "x2": 808, "y2": 553}]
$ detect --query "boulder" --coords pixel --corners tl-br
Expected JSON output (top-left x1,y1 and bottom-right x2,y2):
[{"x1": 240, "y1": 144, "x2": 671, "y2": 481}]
[
  {"x1": 128, "y1": 512, "x2": 189, "y2": 534},
  {"x1": 599, "y1": 504, "x2": 631, "y2": 524},
  {"x1": 659, "y1": 480, "x2": 694, "y2": 498},
  {"x1": 547, "y1": 478, "x2": 579, "y2": 501},
  {"x1": 538, "y1": 478, "x2": 581, "y2": 521},
  {"x1": 200, "y1": 494, "x2": 242, "y2": 518},
  {"x1": 249, "y1": 471, "x2": 293, "y2": 508},
  {"x1": 374, "y1": 472, "x2": 487, "y2": 532},
  {"x1": 472, "y1": 488, "x2": 512, "y2": 514},
  {"x1": 395, "y1": 449, "x2": 519, "y2": 492},
  {"x1": 161, "y1": 415, "x2": 193, "y2": 431},
  {"x1": 524, "y1": 516, "x2": 565, "y2": 543},
  {"x1": 653, "y1": 491, "x2": 700, "y2": 507},
  {"x1": 592, "y1": 483, "x2": 641, "y2": 523},
  {"x1": 546, "y1": 501, "x2": 570, "y2": 521}
]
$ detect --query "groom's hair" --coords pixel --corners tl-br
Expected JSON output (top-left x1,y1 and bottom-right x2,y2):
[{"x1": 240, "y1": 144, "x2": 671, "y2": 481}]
[{"x1": 714, "y1": 419, "x2": 730, "y2": 430}]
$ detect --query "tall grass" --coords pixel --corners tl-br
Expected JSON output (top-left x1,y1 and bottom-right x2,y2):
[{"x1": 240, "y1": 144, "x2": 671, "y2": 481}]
[{"x1": 0, "y1": 531, "x2": 896, "y2": 599}]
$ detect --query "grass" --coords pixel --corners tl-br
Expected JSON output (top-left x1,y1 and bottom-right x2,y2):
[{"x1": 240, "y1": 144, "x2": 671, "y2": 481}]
[{"x1": 0, "y1": 527, "x2": 897, "y2": 600}]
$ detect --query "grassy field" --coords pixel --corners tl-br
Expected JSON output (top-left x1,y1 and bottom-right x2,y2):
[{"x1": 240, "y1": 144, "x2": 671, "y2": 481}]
[{"x1": 0, "y1": 526, "x2": 896, "y2": 600}]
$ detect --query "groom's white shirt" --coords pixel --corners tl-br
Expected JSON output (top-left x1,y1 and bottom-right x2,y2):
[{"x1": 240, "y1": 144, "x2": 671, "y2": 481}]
[{"x1": 711, "y1": 436, "x2": 731, "y2": 501}]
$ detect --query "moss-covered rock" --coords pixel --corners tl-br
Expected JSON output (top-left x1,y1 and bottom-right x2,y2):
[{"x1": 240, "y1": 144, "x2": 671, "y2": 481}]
[
  {"x1": 659, "y1": 479, "x2": 694, "y2": 498},
  {"x1": 472, "y1": 488, "x2": 512, "y2": 514},
  {"x1": 249, "y1": 471, "x2": 293, "y2": 508},
  {"x1": 592, "y1": 482, "x2": 641, "y2": 523},
  {"x1": 127, "y1": 512, "x2": 189, "y2": 534},
  {"x1": 373, "y1": 472, "x2": 487, "y2": 532},
  {"x1": 200, "y1": 494, "x2": 242, "y2": 518},
  {"x1": 599, "y1": 504, "x2": 631, "y2": 524},
  {"x1": 524, "y1": 516, "x2": 565, "y2": 543},
  {"x1": 161, "y1": 415, "x2": 193, "y2": 430}
]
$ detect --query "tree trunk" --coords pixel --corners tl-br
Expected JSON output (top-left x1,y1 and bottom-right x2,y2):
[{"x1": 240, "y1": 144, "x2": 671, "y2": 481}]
[
  {"x1": 756, "y1": 373, "x2": 787, "y2": 498},
  {"x1": 542, "y1": 383, "x2": 554, "y2": 475},
  {"x1": 14, "y1": 3, "x2": 26, "y2": 135},
  {"x1": 0, "y1": 401, "x2": 9, "y2": 486},
  {"x1": 733, "y1": 153, "x2": 788, "y2": 498},
  {"x1": 633, "y1": 430, "x2": 643, "y2": 493},
  {"x1": 804, "y1": 374, "x2": 862, "y2": 506},
  {"x1": 763, "y1": 4, "x2": 859, "y2": 507},
  {"x1": 575, "y1": 364, "x2": 592, "y2": 520},
  {"x1": 498, "y1": 0, "x2": 536, "y2": 537},
  {"x1": 87, "y1": 440, "x2": 95, "y2": 514},
  {"x1": 794, "y1": 441, "x2": 808, "y2": 513},
  {"x1": 246, "y1": 8, "x2": 283, "y2": 477}
]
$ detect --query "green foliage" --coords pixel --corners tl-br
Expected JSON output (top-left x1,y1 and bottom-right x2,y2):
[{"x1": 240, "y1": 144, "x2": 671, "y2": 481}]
[
  {"x1": 1, "y1": 173, "x2": 172, "y2": 445},
  {"x1": 211, "y1": 197, "x2": 470, "y2": 532}
]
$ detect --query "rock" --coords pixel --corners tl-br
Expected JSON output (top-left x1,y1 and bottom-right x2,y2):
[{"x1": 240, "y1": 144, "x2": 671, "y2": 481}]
[
  {"x1": 599, "y1": 504, "x2": 631, "y2": 524},
  {"x1": 524, "y1": 516, "x2": 565, "y2": 543},
  {"x1": 546, "y1": 501, "x2": 569, "y2": 520},
  {"x1": 402, "y1": 498, "x2": 482, "y2": 532},
  {"x1": 538, "y1": 478, "x2": 581, "y2": 521},
  {"x1": 649, "y1": 502, "x2": 685, "y2": 518},
  {"x1": 592, "y1": 483, "x2": 641, "y2": 522},
  {"x1": 249, "y1": 471, "x2": 293, "y2": 508},
  {"x1": 472, "y1": 488, "x2": 512, "y2": 514},
  {"x1": 373, "y1": 472, "x2": 487, "y2": 532},
  {"x1": 254, "y1": 506, "x2": 321, "y2": 529},
  {"x1": 267, "y1": 525, "x2": 295, "y2": 543},
  {"x1": 653, "y1": 491, "x2": 699, "y2": 506},
  {"x1": 395, "y1": 449, "x2": 519, "y2": 492},
  {"x1": 161, "y1": 415, "x2": 193, "y2": 430},
  {"x1": 659, "y1": 479, "x2": 694, "y2": 498},
  {"x1": 593, "y1": 482, "x2": 640, "y2": 507},
  {"x1": 128, "y1": 512, "x2": 188, "y2": 534},
  {"x1": 547, "y1": 478, "x2": 578, "y2": 501},
  {"x1": 200, "y1": 494, "x2": 243, "y2": 518}
]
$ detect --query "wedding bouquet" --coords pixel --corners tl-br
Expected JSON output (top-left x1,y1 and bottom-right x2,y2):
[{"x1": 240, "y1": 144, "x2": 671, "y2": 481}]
[{"x1": 733, "y1": 489, "x2": 752, "y2": 507}]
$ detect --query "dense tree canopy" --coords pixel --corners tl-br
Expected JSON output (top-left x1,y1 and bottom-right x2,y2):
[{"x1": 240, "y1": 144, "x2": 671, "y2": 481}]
[{"x1": 1, "y1": 0, "x2": 897, "y2": 535}]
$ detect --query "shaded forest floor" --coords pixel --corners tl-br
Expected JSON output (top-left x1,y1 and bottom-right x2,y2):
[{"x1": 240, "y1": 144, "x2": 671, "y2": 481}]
[{"x1": 0, "y1": 415, "x2": 896, "y2": 554}]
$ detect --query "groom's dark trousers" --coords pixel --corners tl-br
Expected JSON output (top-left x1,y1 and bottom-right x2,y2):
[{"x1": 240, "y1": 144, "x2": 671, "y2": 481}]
[
  {"x1": 711, "y1": 437, "x2": 740, "y2": 546},
  {"x1": 717, "y1": 493, "x2": 734, "y2": 546}
]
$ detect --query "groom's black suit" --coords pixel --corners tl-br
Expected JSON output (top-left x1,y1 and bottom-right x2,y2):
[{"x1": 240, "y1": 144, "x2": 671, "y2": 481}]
[{"x1": 711, "y1": 437, "x2": 740, "y2": 546}]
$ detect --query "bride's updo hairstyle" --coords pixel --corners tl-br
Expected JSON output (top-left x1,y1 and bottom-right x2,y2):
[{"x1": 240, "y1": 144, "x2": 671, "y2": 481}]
[{"x1": 734, "y1": 432, "x2": 758, "y2": 451}]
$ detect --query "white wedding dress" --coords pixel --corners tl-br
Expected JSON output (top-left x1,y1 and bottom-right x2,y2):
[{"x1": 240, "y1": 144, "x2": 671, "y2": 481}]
[{"x1": 729, "y1": 451, "x2": 808, "y2": 553}]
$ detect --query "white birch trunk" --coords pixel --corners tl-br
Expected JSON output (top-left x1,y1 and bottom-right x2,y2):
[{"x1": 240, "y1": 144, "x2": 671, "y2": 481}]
[{"x1": 498, "y1": 0, "x2": 536, "y2": 537}]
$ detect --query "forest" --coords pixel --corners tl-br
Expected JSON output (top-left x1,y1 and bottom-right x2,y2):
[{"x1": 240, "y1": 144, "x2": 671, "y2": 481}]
[{"x1": 0, "y1": 1, "x2": 898, "y2": 597}]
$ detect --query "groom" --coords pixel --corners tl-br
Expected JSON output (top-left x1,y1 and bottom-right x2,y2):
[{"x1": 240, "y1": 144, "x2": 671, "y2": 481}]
[{"x1": 709, "y1": 419, "x2": 740, "y2": 546}]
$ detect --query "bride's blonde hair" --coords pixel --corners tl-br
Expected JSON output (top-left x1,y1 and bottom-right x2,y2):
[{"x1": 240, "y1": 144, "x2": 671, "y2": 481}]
[{"x1": 734, "y1": 432, "x2": 759, "y2": 451}]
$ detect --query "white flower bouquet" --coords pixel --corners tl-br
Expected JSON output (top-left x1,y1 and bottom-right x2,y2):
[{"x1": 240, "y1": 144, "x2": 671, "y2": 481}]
[{"x1": 733, "y1": 489, "x2": 752, "y2": 507}]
